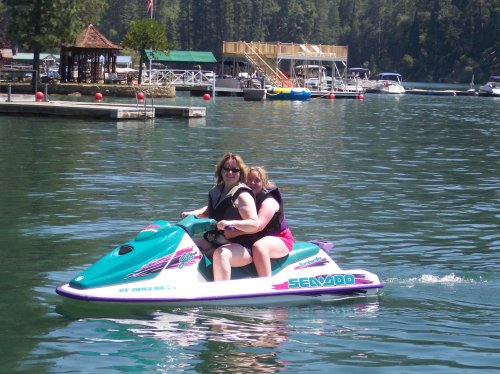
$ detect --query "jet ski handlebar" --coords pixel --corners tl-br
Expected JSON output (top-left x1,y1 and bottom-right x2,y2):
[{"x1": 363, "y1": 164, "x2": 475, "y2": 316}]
[{"x1": 176, "y1": 214, "x2": 217, "y2": 237}]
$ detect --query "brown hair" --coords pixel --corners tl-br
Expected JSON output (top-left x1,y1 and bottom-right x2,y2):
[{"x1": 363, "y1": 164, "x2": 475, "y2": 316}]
[
  {"x1": 247, "y1": 166, "x2": 275, "y2": 189},
  {"x1": 214, "y1": 152, "x2": 248, "y2": 184}
]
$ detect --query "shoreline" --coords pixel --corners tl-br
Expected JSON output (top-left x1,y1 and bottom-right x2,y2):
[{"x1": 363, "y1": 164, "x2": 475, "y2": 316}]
[{"x1": 0, "y1": 82, "x2": 176, "y2": 98}]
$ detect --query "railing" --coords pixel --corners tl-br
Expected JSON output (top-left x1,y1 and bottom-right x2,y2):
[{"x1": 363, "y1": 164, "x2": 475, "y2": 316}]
[
  {"x1": 223, "y1": 41, "x2": 348, "y2": 60},
  {"x1": 242, "y1": 42, "x2": 289, "y2": 87},
  {"x1": 142, "y1": 69, "x2": 214, "y2": 86}
]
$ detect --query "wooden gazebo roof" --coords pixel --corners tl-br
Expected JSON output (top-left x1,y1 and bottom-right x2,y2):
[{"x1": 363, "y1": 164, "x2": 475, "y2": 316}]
[{"x1": 71, "y1": 24, "x2": 121, "y2": 50}]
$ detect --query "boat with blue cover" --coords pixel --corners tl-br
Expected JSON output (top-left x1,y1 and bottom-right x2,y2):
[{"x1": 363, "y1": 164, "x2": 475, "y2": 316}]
[{"x1": 56, "y1": 215, "x2": 383, "y2": 306}]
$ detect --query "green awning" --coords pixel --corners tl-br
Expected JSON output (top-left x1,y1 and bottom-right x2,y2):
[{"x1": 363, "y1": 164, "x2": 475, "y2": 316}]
[{"x1": 145, "y1": 49, "x2": 217, "y2": 63}]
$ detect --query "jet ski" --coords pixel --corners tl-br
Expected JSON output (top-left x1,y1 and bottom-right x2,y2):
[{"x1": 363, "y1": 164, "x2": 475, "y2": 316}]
[{"x1": 56, "y1": 215, "x2": 383, "y2": 306}]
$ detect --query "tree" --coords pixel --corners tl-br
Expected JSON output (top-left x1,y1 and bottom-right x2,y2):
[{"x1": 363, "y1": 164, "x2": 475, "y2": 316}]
[
  {"x1": 2, "y1": 0, "x2": 498, "y2": 83},
  {"x1": 121, "y1": 18, "x2": 167, "y2": 84},
  {"x1": 157, "y1": 0, "x2": 181, "y2": 49},
  {"x1": 100, "y1": 0, "x2": 141, "y2": 42},
  {"x1": 5, "y1": 0, "x2": 107, "y2": 90}
]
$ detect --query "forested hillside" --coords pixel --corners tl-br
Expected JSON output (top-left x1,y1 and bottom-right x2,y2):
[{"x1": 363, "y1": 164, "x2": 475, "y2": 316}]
[{"x1": 1, "y1": 0, "x2": 498, "y2": 83}]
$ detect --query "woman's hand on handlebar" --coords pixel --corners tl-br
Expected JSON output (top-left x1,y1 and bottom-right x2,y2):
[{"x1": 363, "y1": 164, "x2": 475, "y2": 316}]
[{"x1": 216, "y1": 220, "x2": 235, "y2": 231}]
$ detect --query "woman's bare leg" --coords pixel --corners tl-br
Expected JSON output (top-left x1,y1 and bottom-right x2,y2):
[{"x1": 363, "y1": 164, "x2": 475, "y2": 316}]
[
  {"x1": 252, "y1": 236, "x2": 289, "y2": 277},
  {"x1": 212, "y1": 243, "x2": 253, "y2": 281}
]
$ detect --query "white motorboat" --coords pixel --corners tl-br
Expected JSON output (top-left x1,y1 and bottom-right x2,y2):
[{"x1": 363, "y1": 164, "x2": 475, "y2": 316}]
[
  {"x1": 346, "y1": 68, "x2": 374, "y2": 91},
  {"x1": 370, "y1": 72, "x2": 405, "y2": 94},
  {"x1": 294, "y1": 65, "x2": 331, "y2": 91},
  {"x1": 478, "y1": 76, "x2": 500, "y2": 97}
]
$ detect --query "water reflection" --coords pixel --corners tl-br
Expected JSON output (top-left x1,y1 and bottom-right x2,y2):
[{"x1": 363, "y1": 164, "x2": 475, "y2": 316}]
[
  {"x1": 48, "y1": 301, "x2": 381, "y2": 373},
  {"x1": 116, "y1": 119, "x2": 155, "y2": 130},
  {"x1": 117, "y1": 308, "x2": 288, "y2": 372},
  {"x1": 187, "y1": 117, "x2": 206, "y2": 127},
  {"x1": 3, "y1": 92, "x2": 499, "y2": 372},
  {"x1": 47, "y1": 306, "x2": 290, "y2": 372}
]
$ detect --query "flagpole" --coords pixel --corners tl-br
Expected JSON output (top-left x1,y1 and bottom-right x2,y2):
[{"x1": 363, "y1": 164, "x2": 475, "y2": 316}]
[{"x1": 148, "y1": 0, "x2": 153, "y2": 85}]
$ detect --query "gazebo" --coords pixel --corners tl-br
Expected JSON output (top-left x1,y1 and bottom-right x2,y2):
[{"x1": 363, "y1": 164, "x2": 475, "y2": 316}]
[{"x1": 59, "y1": 24, "x2": 121, "y2": 83}]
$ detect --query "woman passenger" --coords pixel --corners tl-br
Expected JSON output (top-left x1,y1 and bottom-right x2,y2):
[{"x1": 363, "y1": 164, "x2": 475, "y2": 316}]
[
  {"x1": 246, "y1": 167, "x2": 294, "y2": 277},
  {"x1": 226, "y1": 166, "x2": 294, "y2": 277}
]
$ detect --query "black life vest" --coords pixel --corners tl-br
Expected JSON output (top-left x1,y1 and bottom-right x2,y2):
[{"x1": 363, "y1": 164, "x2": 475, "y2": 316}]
[
  {"x1": 231, "y1": 186, "x2": 289, "y2": 247},
  {"x1": 207, "y1": 183, "x2": 254, "y2": 221},
  {"x1": 255, "y1": 186, "x2": 288, "y2": 236}
]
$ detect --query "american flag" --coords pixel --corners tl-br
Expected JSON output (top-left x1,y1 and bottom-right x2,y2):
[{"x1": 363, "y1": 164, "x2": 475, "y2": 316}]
[{"x1": 147, "y1": 0, "x2": 153, "y2": 17}]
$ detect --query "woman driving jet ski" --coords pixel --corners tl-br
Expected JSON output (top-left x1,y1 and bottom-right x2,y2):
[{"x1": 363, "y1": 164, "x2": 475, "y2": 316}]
[{"x1": 181, "y1": 152, "x2": 259, "y2": 281}]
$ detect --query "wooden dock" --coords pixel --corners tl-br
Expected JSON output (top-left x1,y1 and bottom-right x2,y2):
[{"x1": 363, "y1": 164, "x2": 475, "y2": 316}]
[
  {"x1": 243, "y1": 88, "x2": 267, "y2": 101},
  {"x1": 154, "y1": 104, "x2": 205, "y2": 117},
  {"x1": 184, "y1": 85, "x2": 243, "y2": 97},
  {"x1": 183, "y1": 85, "x2": 362, "y2": 99},
  {"x1": 404, "y1": 88, "x2": 477, "y2": 96},
  {"x1": 0, "y1": 100, "x2": 153, "y2": 119},
  {"x1": 108, "y1": 102, "x2": 206, "y2": 117},
  {"x1": 0, "y1": 100, "x2": 206, "y2": 120},
  {"x1": 311, "y1": 91, "x2": 362, "y2": 99}
]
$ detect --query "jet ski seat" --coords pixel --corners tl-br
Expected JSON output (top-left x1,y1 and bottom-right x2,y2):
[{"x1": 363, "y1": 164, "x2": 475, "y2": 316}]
[{"x1": 198, "y1": 241, "x2": 322, "y2": 281}]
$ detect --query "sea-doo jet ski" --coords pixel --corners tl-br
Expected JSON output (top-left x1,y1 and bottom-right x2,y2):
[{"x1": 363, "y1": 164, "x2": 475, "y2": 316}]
[{"x1": 56, "y1": 215, "x2": 383, "y2": 306}]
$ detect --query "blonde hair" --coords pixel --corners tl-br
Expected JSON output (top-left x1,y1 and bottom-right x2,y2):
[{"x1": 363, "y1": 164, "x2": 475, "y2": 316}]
[
  {"x1": 214, "y1": 152, "x2": 248, "y2": 184},
  {"x1": 247, "y1": 166, "x2": 275, "y2": 189}
]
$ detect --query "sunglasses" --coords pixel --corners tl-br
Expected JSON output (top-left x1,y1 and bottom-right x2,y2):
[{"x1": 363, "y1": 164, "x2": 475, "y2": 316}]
[{"x1": 223, "y1": 166, "x2": 241, "y2": 173}]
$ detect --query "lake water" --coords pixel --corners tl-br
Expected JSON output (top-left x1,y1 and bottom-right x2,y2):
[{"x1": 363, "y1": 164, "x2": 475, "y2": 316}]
[{"x1": 0, "y1": 91, "x2": 498, "y2": 373}]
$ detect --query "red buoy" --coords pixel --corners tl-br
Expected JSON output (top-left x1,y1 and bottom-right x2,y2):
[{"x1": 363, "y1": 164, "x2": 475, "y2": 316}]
[
  {"x1": 358, "y1": 93, "x2": 364, "y2": 100},
  {"x1": 203, "y1": 93, "x2": 211, "y2": 101},
  {"x1": 137, "y1": 91, "x2": 145, "y2": 102},
  {"x1": 329, "y1": 93, "x2": 335, "y2": 100},
  {"x1": 95, "y1": 92, "x2": 103, "y2": 102},
  {"x1": 35, "y1": 91, "x2": 44, "y2": 102}
]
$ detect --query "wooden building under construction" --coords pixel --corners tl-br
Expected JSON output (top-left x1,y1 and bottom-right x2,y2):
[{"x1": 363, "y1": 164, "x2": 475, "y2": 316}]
[{"x1": 222, "y1": 41, "x2": 349, "y2": 88}]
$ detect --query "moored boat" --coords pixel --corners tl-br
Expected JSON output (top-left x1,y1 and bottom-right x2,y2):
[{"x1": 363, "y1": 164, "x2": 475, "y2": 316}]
[
  {"x1": 332, "y1": 78, "x2": 365, "y2": 93},
  {"x1": 478, "y1": 76, "x2": 500, "y2": 97},
  {"x1": 369, "y1": 72, "x2": 405, "y2": 94},
  {"x1": 346, "y1": 67, "x2": 374, "y2": 91},
  {"x1": 294, "y1": 65, "x2": 331, "y2": 91}
]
